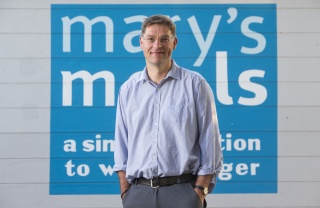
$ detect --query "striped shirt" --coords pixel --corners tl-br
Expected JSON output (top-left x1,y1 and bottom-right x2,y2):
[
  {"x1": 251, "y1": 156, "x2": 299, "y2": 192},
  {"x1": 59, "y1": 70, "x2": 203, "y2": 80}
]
[{"x1": 114, "y1": 60, "x2": 223, "y2": 185}]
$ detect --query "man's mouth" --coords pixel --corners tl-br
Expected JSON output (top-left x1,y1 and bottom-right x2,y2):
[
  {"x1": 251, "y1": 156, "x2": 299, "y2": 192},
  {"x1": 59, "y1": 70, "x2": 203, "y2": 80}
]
[{"x1": 150, "y1": 51, "x2": 164, "y2": 55}]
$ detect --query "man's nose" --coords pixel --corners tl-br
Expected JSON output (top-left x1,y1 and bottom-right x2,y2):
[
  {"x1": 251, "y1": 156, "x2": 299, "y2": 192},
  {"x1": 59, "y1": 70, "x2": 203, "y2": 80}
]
[{"x1": 153, "y1": 39, "x2": 162, "y2": 48}]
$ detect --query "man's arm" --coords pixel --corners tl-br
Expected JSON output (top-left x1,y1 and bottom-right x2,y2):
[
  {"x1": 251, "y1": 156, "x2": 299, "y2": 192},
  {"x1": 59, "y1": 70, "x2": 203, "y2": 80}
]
[
  {"x1": 194, "y1": 174, "x2": 213, "y2": 202},
  {"x1": 117, "y1": 171, "x2": 131, "y2": 199},
  {"x1": 194, "y1": 79, "x2": 222, "y2": 201}
]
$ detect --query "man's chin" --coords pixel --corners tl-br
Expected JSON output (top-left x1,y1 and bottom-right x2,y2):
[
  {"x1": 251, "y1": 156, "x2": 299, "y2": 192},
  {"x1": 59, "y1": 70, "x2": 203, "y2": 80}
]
[
  {"x1": 147, "y1": 57, "x2": 171, "y2": 68},
  {"x1": 149, "y1": 59, "x2": 163, "y2": 66}
]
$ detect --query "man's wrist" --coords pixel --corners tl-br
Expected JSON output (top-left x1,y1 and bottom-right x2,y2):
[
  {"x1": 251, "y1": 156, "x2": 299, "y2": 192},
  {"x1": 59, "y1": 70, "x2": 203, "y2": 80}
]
[
  {"x1": 120, "y1": 189, "x2": 129, "y2": 199},
  {"x1": 194, "y1": 185, "x2": 209, "y2": 196}
]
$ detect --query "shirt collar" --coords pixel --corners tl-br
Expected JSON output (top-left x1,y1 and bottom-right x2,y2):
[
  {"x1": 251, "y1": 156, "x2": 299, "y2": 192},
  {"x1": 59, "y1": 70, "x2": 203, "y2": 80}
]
[{"x1": 137, "y1": 60, "x2": 181, "y2": 83}]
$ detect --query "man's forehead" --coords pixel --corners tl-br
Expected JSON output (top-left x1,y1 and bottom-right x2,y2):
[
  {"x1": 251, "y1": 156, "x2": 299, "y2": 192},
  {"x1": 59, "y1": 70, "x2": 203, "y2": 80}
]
[{"x1": 144, "y1": 24, "x2": 172, "y2": 35}]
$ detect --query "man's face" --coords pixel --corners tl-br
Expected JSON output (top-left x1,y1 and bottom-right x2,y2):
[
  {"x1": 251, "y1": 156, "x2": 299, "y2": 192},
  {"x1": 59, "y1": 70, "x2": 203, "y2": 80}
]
[{"x1": 140, "y1": 24, "x2": 178, "y2": 67}]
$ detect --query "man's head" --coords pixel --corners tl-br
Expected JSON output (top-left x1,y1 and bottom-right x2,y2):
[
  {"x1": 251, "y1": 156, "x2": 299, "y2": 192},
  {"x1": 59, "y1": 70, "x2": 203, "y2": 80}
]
[
  {"x1": 140, "y1": 15, "x2": 178, "y2": 68},
  {"x1": 141, "y1": 15, "x2": 176, "y2": 37}
]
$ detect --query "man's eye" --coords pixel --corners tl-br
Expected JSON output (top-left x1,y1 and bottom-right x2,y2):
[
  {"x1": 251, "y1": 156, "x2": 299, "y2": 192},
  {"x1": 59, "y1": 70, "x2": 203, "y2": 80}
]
[{"x1": 161, "y1": 38, "x2": 170, "y2": 42}]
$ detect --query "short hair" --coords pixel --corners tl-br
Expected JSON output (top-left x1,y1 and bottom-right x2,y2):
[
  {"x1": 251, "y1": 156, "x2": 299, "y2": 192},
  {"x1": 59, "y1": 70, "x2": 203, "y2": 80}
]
[{"x1": 141, "y1": 14, "x2": 176, "y2": 36}]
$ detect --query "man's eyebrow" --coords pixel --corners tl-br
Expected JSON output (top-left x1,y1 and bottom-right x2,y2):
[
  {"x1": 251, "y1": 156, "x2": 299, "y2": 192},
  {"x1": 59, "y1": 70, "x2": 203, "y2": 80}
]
[{"x1": 144, "y1": 35, "x2": 171, "y2": 38}]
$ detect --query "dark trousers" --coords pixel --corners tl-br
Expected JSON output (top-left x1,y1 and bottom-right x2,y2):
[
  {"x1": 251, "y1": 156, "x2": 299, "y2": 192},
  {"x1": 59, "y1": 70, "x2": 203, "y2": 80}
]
[{"x1": 122, "y1": 182, "x2": 205, "y2": 208}]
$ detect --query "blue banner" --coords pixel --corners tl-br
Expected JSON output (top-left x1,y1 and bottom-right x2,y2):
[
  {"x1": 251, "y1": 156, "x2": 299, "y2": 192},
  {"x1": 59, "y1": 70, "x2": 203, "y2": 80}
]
[{"x1": 50, "y1": 4, "x2": 277, "y2": 194}]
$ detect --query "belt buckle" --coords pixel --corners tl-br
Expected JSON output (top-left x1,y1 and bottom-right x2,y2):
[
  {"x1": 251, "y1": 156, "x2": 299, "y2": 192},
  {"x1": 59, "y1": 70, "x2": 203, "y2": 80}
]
[{"x1": 150, "y1": 178, "x2": 160, "y2": 188}]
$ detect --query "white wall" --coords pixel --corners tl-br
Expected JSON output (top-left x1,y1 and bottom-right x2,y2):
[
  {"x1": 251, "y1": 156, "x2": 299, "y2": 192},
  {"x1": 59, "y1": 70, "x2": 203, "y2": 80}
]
[{"x1": 0, "y1": 0, "x2": 319, "y2": 207}]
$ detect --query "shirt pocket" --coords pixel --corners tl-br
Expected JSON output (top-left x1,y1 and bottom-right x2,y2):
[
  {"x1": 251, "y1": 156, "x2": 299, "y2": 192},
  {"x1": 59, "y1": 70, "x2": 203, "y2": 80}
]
[{"x1": 164, "y1": 99, "x2": 191, "y2": 129}]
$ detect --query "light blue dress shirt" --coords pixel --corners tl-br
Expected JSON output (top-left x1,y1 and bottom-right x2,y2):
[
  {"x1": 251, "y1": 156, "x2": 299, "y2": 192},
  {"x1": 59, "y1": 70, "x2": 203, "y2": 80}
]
[{"x1": 114, "y1": 60, "x2": 223, "y2": 185}]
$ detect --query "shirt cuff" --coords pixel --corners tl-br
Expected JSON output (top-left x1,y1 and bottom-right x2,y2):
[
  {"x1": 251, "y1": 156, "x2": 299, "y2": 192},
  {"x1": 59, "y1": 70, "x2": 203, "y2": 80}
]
[
  {"x1": 113, "y1": 164, "x2": 127, "y2": 172},
  {"x1": 197, "y1": 166, "x2": 215, "y2": 176}
]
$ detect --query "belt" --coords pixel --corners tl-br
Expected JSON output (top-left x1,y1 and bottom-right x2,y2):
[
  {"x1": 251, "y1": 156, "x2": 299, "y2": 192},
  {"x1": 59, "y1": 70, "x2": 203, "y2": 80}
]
[{"x1": 134, "y1": 173, "x2": 196, "y2": 188}]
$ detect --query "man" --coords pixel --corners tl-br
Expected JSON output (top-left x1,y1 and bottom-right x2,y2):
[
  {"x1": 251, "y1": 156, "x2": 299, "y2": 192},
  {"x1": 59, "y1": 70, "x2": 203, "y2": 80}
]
[{"x1": 114, "y1": 14, "x2": 222, "y2": 208}]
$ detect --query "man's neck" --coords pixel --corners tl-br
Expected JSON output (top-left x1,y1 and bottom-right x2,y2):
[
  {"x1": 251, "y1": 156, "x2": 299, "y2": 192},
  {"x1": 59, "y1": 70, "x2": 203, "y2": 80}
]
[{"x1": 146, "y1": 61, "x2": 172, "y2": 84}]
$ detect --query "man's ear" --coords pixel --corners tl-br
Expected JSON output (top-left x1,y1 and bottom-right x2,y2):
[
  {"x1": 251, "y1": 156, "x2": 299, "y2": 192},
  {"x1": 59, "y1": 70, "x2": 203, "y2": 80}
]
[
  {"x1": 173, "y1": 37, "x2": 178, "y2": 50},
  {"x1": 139, "y1": 36, "x2": 143, "y2": 49}
]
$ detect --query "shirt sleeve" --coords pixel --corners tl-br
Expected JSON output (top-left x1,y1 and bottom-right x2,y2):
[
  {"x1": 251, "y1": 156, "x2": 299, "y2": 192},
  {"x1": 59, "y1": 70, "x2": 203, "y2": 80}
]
[
  {"x1": 196, "y1": 78, "x2": 223, "y2": 183},
  {"x1": 113, "y1": 87, "x2": 129, "y2": 172}
]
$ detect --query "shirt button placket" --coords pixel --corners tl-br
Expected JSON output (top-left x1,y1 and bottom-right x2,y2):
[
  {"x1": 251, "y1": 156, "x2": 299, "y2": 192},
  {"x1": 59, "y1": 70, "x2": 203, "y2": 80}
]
[{"x1": 151, "y1": 87, "x2": 161, "y2": 176}]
